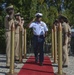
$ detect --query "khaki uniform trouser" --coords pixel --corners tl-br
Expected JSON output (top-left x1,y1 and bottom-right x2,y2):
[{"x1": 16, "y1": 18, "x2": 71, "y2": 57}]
[
  {"x1": 68, "y1": 37, "x2": 71, "y2": 54},
  {"x1": 62, "y1": 37, "x2": 69, "y2": 65},
  {"x1": 5, "y1": 32, "x2": 11, "y2": 66},
  {"x1": 15, "y1": 34, "x2": 19, "y2": 59}
]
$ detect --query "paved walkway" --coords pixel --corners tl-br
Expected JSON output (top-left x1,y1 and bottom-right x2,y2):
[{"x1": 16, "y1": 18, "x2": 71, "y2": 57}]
[
  {"x1": 0, "y1": 54, "x2": 74, "y2": 75},
  {"x1": 51, "y1": 55, "x2": 74, "y2": 75}
]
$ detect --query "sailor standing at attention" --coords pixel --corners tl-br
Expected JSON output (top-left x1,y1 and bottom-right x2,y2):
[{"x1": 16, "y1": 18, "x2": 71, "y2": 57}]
[{"x1": 5, "y1": 5, "x2": 14, "y2": 68}]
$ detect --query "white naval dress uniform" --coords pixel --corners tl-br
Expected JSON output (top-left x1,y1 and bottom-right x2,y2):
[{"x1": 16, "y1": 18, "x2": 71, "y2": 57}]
[{"x1": 29, "y1": 21, "x2": 48, "y2": 63}]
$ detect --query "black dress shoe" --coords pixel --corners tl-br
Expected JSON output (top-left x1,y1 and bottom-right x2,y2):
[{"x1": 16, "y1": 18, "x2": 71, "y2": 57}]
[
  {"x1": 39, "y1": 62, "x2": 43, "y2": 66},
  {"x1": 5, "y1": 65, "x2": 17, "y2": 68},
  {"x1": 15, "y1": 59, "x2": 19, "y2": 61},
  {"x1": 35, "y1": 58, "x2": 38, "y2": 64},
  {"x1": 5, "y1": 66, "x2": 10, "y2": 68},
  {"x1": 62, "y1": 65, "x2": 68, "y2": 68}
]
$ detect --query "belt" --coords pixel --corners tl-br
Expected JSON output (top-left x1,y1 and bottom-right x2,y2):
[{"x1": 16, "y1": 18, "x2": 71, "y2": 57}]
[
  {"x1": 34, "y1": 35, "x2": 44, "y2": 37},
  {"x1": 15, "y1": 33, "x2": 19, "y2": 34},
  {"x1": 5, "y1": 30, "x2": 11, "y2": 32}
]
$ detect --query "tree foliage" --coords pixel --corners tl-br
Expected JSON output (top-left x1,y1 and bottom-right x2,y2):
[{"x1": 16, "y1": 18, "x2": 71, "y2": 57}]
[{"x1": 0, "y1": 0, "x2": 74, "y2": 53}]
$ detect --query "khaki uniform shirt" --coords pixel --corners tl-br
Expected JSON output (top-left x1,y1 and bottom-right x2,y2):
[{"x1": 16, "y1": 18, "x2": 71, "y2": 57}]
[
  {"x1": 5, "y1": 15, "x2": 14, "y2": 32},
  {"x1": 21, "y1": 25, "x2": 24, "y2": 35},
  {"x1": 62, "y1": 22, "x2": 70, "y2": 45},
  {"x1": 68, "y1": 24, "x2": 71, "y2": 43},
  {"x1": 14, "y1": 20, "x2": 20, "y2": 34}
]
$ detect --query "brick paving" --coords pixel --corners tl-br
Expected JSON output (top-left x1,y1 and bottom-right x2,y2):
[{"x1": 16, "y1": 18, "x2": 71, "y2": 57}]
[
  {"x1": 0, "y1": 54, "x2": 74, "y2": 75},
  {"x1": 51, "y1": 55, "x2": 74, "y2": 75}
]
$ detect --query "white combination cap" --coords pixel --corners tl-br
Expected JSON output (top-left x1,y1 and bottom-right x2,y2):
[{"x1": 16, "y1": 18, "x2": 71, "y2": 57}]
[{"x1": 35, "y1": 13, "x2": 43, "y2": 17}]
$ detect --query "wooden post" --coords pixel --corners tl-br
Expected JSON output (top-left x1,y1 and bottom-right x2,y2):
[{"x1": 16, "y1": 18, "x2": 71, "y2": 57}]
[
  {"x1": 19, "y1": 27, "x2": 23, "y2": 63},
  {"x1": 6, "y1": 24, "x2": 17, "y2": 75},
  {"x1": 24, "y1": 29, "x2": 27, "y2": 58},
  {"x1": 51, "y1": 29, "x2": 54, "y2": 59},
  {"x1": 54, "y1": 25, "x2": 57, "y2": 63},
  {"x1": 55, "y1": 23, "x2": 66, "y2": 75},
  {"x1": 58, "y1": 24, "x2": 62, "y2": 74}
]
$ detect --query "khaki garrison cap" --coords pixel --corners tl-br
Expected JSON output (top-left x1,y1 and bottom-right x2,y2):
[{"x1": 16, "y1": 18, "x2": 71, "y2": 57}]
[
  {"x1": 15, "y1": 12, "x2": 21, "y2": 16},
  {"x1": 6, "y1": 5, "x2": 14, "y2": 10}
]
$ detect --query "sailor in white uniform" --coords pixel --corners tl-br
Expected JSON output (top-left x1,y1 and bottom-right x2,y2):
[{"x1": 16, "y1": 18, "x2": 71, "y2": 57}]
[{"x1": 28, "y1": 13, "x2": 48, "y2": 66}]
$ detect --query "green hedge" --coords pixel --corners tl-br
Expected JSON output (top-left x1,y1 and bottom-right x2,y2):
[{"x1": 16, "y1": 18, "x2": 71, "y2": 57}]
[{"x1": 0, "y1": 29, "x2": 6, "y2": 54}]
